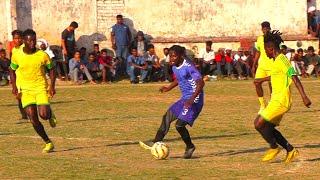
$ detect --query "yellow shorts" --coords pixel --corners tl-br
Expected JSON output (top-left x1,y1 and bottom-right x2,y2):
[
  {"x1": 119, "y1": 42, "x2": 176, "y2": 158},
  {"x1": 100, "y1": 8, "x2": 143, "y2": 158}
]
[
  {"x1": 21, "y1": 90, "x2": 50, "y2": 108},
  {"x1": 259, "y1": 100, "x2": 290, "y2": 126},
  {"x1": 255, "y1": 57, "x2": 273, "y2": 79}
]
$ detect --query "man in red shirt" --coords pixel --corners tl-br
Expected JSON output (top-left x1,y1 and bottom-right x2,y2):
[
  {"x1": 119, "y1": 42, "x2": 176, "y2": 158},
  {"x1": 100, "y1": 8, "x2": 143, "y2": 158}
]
[
  {"x1": 215, "y1": 48, "x2": 224, "y2": 77},
  {"x1": 225, "y1": 48, "x2": 233, "y2": 78},
  {"x1": 99, "y1": 49, "x2": 118, "y2": 83}
]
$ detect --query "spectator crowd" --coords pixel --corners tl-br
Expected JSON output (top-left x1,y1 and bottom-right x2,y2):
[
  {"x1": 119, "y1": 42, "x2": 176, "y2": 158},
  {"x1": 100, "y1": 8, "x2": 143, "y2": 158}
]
[{"x1": 1, "y1": 14, "x2": 320, "y2": 86}]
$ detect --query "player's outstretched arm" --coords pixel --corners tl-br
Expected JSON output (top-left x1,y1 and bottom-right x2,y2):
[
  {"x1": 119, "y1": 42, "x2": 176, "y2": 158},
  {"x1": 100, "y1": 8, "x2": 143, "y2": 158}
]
[
  {"x1": 9, "y1": 68, "x2": 18, "y2": 97},
  {"x1": 159, "y1": 79, "x2": 178, "y2": 93},
  {"x1": 252, "y1": 51, "x2": 260, "y2": 76},
  {"x1": 48, "y1": 68, "x2": 56, "y2": 98},
  {"x1": 292, "y1": 75, "x2": 311, "y2": 108}
]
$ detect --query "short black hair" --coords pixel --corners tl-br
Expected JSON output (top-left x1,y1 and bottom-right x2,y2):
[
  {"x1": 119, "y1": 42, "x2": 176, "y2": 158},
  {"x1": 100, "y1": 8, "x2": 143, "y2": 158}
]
[
  {"x1": 264, "y1": 30, "x2": 283, "y2": 50},
  {"x1": 147, "y1": 44, "x2": 154, "y2": 50},
  {"x1": 205, "y1": 41, "x2": 213, "y2": 46},
  {"x1": 169, "y1": 45, "x2": 186, "y2": 56},
  {"x1": 88, "y1": 52, "x2": 96, "y2": 57},
  {"x1": 261, "y1": 21, "x2": 271, "y2": 28},
  {"x1": 80, "y1": 47, "x2": 86, "y2": 51},
  {"x1": 11, "y1": 30, "x2": 23, "y2": 37},
  {"x1": 131, "y1": 46, "x2": 137, "y2": 51},
  {"x1": 0, "y1": 49, "x2": 6, "y2": 53},
  {"x1": 70, "y1": 21, "x2": 78, "y2": 28},
  {"x1": 163, "y1": 48, "x2": 169, "y2": 51},
  {"x1": 281, "y1": 45, "x2": 287, "y2": 50},
  {"x1": 74, "y1": 50, "x2": 81, "y2": 54},
  {"x1": 94, "y1": 44, "x2": 99, "y2": 47},
  {"x1": 297, "y1": 48, "x2": 303, "y2": 53},
  {"x1": 22, "y1": 29, "x2": 36, "y2": 38},
  {"x1": 307, "y1": 46, "x2": 315, "y2": 51},
  {"x1": 116, "y1": 14, "x2": 123, "y2": 18}
]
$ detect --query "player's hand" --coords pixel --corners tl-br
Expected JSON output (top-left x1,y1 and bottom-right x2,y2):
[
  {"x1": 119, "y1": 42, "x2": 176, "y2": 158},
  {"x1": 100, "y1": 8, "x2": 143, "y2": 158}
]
[
  {"x1": 62, "y1": 49, "x2": 67, "y2": 55},
  {"x1": 184, "y1": 98, "x2": 194, "y2": 109},
  {"x1": 303, "y1": 96, "x2": 312, "y2": 108},
  {"x1": 159, "y1": 86, "x2": 169, "y2": 93},
  {"x1": 12, "y1": 86, "x2": 18, "y2": 97},
  {"x1": 48, "y1": 86, "x2": 56, "y2": 98}
]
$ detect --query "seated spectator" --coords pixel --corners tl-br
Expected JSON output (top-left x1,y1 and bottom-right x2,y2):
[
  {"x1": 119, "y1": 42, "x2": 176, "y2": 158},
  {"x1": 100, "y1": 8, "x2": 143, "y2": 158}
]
[
  {"x1": 80, "y1": 47, "x2": 88, "y2": 65},
  {"x1": 305, "y1": 46, "x2": 320, "y2": 77},
  {"x1": 69, "y1": 50, "x2": 96, "y2": 84},
  {"x1": 215, "y1": 48, "x2": 224, "y2": 77},
  {"x1": 199, "y1": 41, "x2": 215, "y2": 80},
  {"x1": 99, "y1": 49, "x2": 118, "y2": 83},
  {"x1": 161, "y1": 48, "x2": 173, "y2": 82},
  {"x1": 51, "y1": 47, "x2": 69, "y2": 81},
  {"x1": 293, "y1": 48, "x2": 307, "y2": 77},
  {"x1": 93, "y1": 44, "x2": 100, "y2": 59},
  {"x1": 0, "y1": 49, "x2": 10, "y2": 85},
  {"x1": 131, "y1": 31, "x2": 148, "y2": 57},
  {"x1": 37, "y1": 39, "x2": 55, "y2": 59},
  {"x1": 233, "y1": 48, "x2": 246, "y2": 80},
  {"x1": 127, "y1": 47, "x2": 148, "y2": 83},
  {"x1": 0, "y1": 42, "x2": 3, "y2": 50},
  {"x1": 225, "y1": 48, "x2": 233, "y2": 78},
  {"x1": 143, "y1": 44, "x2": 161, "y2": 82},
  {"x1": 280, "y1": 45, "x2": 288, "y2": 55},
  {"x1": 239, "y1": 51, "x2": 253, "y2": 78},
  {"x1": 86, "y1": 53, "x2": 101, "y2": 81}
]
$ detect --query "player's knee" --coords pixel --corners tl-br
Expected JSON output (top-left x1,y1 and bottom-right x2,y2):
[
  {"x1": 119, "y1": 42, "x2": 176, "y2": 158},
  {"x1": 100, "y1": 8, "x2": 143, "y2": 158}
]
[
  {"x1": 253, "y1": 80, "x2": 261, "y2": 86},
  {"x1": 254, "y1": 117, "x2": 263, "y2": 130},
  {"x1": 39, "y1": 111, "x2": 50, "y2": 120}
]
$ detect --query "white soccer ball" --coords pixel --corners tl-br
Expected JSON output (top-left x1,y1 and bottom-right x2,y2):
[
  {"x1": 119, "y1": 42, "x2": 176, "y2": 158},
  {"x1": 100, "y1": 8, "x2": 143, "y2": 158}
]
[{"x1": 151, "y1": 142, "x2": 169, "y2": 160}]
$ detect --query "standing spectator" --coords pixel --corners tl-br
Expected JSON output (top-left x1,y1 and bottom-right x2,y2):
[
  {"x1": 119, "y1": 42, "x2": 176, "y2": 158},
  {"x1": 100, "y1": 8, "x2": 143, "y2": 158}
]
[
  {"x1": 305, "y1": 46, "x2": 320, "y2": 77},
  {"x1": 86, "y1": 53, "x2": 101, "y2": 81},
  {"x1": 61, "y1": 21, "x2": 78, "y2": 62},
  {"x1": 111, "y1": 15, "x2": 132, "y2": 76},
  {"x1": 307, "y1": 6, "x2": 319, "y2": 36},
  {"x1": 69, "y1": 51, "x2": 96, "y2": 84},
  {"x1": 99, "y1": 49, "x2": 118, "y2": 83},
  {"x1": 127, "y1": 47, "x2": 148, "y2": 83},
  {"x1": 131, "y1": 31, "x2": 148, "y2": 57},
  {"x1": 225, "y1": 48, "x2": 233, "y2": 78},
  {"x1": 0, "y1": 49, "x2": 10, "y2": 85}
]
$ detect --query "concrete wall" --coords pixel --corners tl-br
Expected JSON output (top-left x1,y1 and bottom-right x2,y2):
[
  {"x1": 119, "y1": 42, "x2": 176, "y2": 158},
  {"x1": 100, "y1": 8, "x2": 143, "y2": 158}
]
[
  {"x1": 0, "y1": 0, "x2": 10, "y2": 46},
  {"x1": 13, "y1": 0, "x2": 99, "y2": 50}
]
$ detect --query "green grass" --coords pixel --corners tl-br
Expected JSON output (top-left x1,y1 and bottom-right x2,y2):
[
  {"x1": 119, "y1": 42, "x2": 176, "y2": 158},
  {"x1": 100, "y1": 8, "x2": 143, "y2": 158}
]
[{"x1": 0, "y1": 80, "x2": 319, "y2": 179}]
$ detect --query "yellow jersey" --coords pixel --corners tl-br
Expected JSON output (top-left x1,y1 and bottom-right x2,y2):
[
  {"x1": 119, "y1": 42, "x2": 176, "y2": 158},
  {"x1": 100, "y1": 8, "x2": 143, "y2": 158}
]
[
  {"x1": 255, "y1": 35, "x2": 269, "y2": 60},
  {"x1": 270, "y1": 54, "x2": 296, "y2": 108},
  {"x1": 10, "y1": 48, "x2": 52, "y2": 92}
]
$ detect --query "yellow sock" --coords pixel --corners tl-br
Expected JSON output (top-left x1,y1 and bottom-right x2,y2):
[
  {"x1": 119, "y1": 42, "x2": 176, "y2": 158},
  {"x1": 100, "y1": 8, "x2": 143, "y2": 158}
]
[{"x1": 258, "y1": 97, "x2": 266, "y2": 108}]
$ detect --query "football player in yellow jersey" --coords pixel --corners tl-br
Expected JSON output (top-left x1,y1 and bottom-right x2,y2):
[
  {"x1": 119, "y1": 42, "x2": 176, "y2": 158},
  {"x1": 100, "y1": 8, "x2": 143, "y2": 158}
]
[
  {"x1": 9, "y1": 29, "x2": 56, "y2": 153},
  {"x1": 252, "y1": 22, "x2": 273, "y2": 113},
  {"x1": 9, "y1": 30, "x2": 28, "y2": 121},
  {"x1": 253, "y1": 30, "x2": 311, "y2": 163}
]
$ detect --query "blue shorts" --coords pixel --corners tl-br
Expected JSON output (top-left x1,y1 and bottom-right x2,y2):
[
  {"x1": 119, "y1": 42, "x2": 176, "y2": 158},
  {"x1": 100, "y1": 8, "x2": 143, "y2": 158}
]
[{"x1": 169, "y1": 93, "x2": 204, "y2": 126}]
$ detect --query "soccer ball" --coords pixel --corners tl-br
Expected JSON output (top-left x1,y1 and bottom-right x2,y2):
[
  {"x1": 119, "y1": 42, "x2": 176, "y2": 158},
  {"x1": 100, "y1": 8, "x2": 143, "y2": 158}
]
[{"x1": 151, "y1": 142, "x2": 169, "y2": 160}]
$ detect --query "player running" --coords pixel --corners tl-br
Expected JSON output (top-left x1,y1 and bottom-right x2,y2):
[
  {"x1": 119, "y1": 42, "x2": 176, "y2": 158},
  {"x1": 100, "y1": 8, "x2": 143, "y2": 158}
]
[
  {"x1": 254, "y1": 30, "x2": 311, "y2": 163},
  {"x1": 9, "y1": 29, "x2": 57, "y2": 153}
]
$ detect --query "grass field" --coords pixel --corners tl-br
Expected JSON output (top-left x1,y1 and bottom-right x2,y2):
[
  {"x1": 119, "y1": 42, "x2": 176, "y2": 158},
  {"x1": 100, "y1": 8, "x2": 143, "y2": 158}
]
[{"x1": 0, "y1": 80, "x2": 319, "y2": 179}]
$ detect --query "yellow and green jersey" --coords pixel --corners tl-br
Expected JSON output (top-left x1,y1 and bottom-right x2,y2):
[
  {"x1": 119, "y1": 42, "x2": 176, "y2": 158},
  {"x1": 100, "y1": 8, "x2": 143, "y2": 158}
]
[
  {"x1": 270, "y1": 54, "x2": 296, "y2": 108},
  {"x1": 10, "y1": 48, "x2": 52, "y2": 92}
]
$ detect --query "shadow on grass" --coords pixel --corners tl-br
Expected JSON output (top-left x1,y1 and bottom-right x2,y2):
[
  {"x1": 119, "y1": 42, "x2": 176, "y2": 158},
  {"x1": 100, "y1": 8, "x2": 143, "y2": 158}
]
[
  {"x1": 306, "y1": 157, "x2": 320, "y2": 162},
  {"x1": 0, "y1": 132, "x2": 15, "y2": 136},
  {"x1": 288, "y1": 109, "x2": 320, "y2": 114},
  {"x1": 54, "y1": 132, "x2": 253, "y2": 153},
  {"x1": 0, "y1": 99, "x2": 85, "y2": 107}
]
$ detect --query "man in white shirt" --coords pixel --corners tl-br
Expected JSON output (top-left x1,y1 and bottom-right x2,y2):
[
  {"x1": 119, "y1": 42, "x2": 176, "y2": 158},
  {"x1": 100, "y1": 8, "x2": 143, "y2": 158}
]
[{"x1": 199, "y1": 41, "x2": 215, "y2": 80}]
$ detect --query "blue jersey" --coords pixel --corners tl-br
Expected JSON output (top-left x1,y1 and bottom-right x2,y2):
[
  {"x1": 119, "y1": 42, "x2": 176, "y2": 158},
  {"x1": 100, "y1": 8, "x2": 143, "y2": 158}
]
[{"x1": 172, "y1": 59, "x2": 203, "y2": 100}]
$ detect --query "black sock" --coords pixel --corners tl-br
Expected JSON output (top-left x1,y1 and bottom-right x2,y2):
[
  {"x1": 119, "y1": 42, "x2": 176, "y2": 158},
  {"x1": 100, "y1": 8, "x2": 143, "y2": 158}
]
[
  {"x1": 273, "y1": 129, "x2": 293, "y2": 152},
  {"x1": 256, "y1": 122, "x2": 278, "y2": 149},
  {"x1": 153, "y1": 130, "x2": 165, "y2": 143},
  {"x1": 176, "y1": 125, "x2": 194, "y2": 149},
  {"x1": 33, "y1": 123, "x2": 50, "y2": 143}
]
